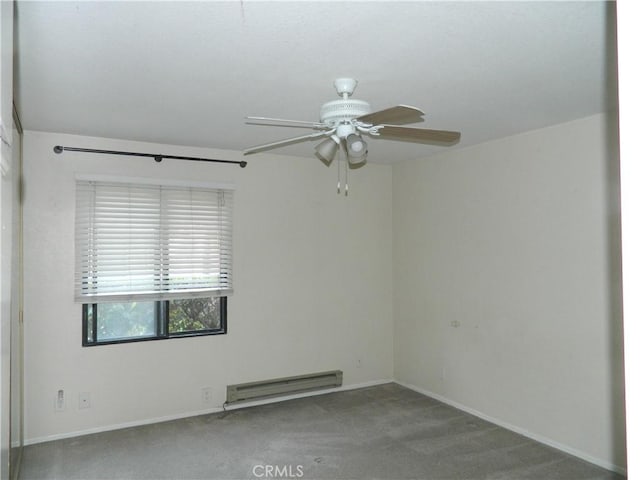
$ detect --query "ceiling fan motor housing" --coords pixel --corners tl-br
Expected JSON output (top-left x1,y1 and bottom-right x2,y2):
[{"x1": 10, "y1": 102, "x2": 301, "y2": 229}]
[{"x1": 320, "y1": 99, "x2": 371, "y2": 127}]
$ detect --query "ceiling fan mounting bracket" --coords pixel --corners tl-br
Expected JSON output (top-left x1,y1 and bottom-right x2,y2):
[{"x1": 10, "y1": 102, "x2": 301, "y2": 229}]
[
  {"x1": 366, "y1": 125, "x2": 381, "y2": 136},
  {"x1": 333, "y1": 78, "x2": 358, "y2": 97}
]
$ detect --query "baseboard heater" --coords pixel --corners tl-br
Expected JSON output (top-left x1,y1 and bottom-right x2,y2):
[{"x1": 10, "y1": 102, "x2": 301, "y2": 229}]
[{"x1": 226, "y1": 370, "x2": 343, "y2": 404}]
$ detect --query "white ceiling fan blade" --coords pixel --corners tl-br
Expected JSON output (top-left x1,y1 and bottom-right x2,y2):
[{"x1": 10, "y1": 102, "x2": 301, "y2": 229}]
[
  {"x1": 244, "y1": 131, "x2": 333, "y2": 155},
  {"x1": 357, "y1": 105, "x2": 425, "y2": 126},
  {"x1": 246, "y1": 116, "x2": 328, "y2": 129},
  {"x1": 376, "y1": 125, "x2": 461, "y2": 145}
]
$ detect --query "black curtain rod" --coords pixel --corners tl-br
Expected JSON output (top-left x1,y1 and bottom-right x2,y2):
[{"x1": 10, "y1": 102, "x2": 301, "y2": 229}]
[{"x1": 53, "y1": 145, "x2": 247, "y2": 168}]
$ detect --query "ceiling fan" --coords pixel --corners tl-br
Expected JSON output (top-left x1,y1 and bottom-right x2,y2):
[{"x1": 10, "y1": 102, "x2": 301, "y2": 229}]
[{"x1": 244, "y1": 78, "x2": 461, "y2": 166}]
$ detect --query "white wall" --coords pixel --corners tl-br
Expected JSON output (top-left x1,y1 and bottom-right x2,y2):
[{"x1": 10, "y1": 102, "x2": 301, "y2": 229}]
[
  {"x1": 393, "y1": 113, "x2": 626, "y2": 472},
  {"x1": 22, "y1": 130, "x2": 393, "y2": 443}
]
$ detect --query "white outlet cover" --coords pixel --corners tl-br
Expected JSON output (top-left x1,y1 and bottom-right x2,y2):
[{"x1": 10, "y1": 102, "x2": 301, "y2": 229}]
[{"x1": 79, "y1": 392, "x2": 91, "y2": 409}]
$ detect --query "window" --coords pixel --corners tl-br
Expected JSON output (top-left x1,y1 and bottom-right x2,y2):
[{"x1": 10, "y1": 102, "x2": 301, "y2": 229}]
[
  {"x1": 75, "y1": 177, "x2": 233, "y2": 346},
  {"x1": 82, "y1": 297, "x2": 227, "y2": 345}
]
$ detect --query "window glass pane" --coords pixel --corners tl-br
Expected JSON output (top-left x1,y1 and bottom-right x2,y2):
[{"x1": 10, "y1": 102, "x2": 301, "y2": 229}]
[
  {"x1": 85, "y1": 305, "x2": 94, "y2": 344},
  {"x1": 168, "y1": 297, "x2": 221, "y2": 334},
  {"x1": 96, "y1": 302, "x2": 156, "y2": 341}
]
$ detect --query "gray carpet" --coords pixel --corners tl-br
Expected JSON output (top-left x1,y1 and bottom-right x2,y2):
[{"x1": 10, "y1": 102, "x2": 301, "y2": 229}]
[{"x1": 19, "y1": 383, "x2": 624, "y2": 479}]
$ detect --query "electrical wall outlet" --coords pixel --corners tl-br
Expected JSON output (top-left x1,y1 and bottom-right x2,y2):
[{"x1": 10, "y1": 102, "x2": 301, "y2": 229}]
[
  {"x1": 79, "y1": 392, "x2": 91, "y2": 409},
  {"x1": 202, "y1": 387, "x2": 213, "y2": 405},
  {"x1": 54, "y1": 389, "x2": 65, "y2": 412}
]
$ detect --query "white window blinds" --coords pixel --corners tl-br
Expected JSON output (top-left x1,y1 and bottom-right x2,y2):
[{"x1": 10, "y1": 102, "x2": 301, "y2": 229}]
[{"x1": 75, "y1": 179, "x2": 233, "y2": 303}]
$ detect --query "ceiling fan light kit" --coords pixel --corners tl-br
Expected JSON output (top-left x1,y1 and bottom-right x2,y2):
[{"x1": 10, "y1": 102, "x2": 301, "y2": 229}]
[
  {"x1": 315, "y1": 135, "x2": 340, "y2": 163},
  {"x1": 346, "y1": 134, "x2": 367, "y2": 163},
  {"x1": 245, "y1": 78, "x2": 461, "y2": 193}
]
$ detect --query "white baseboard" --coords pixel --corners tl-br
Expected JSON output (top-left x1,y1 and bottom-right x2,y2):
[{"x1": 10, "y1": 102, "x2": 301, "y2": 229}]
[
  {"x1": 395, "y1": 380, "x2": 627, "y2": 476},
  {"x1": 24, "y1": 379, "x2": 393, "y2": 446},
  {"x1": 24, "y1": 407, "x2": 222, "y2": 446}
]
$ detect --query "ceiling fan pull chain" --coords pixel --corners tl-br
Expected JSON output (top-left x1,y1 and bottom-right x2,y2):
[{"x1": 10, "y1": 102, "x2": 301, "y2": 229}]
[
  {"x1": 337, "y1": 154, "x2": 341, "y2": 194},
  {"x1": 345, "y1": 157, "x2": 349, "y2": 196},
  {"x1": 337, "y1": 148, "x2": 344, "y2": 194}
]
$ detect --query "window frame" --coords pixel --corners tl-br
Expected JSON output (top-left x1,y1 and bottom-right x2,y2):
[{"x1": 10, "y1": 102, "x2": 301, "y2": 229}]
[{"x1": 82, "y1": 297, "x2": 227, "y2": 346}]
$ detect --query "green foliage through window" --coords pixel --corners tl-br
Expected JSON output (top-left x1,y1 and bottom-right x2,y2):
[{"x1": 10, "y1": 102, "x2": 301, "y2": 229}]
[
  {"x1": 83, "y1": 297, "x2": 226, "y2": 346},
  {"x1": 169, "y1": 298, "x2": 221, "y2": 333},
  {"x1": 95, "y1": 302, "x2": 156, "y2": 340}
]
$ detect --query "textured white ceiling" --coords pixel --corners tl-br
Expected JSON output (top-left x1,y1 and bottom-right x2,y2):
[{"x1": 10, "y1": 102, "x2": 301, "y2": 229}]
[{"x1": 15, "y1": 1, "x2": 618, "y2": 164}]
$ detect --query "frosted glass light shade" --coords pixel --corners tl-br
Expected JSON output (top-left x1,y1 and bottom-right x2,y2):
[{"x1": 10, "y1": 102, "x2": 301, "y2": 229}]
[{"x1": 315, "y1": 136, "x2": 340, "y2": 163}]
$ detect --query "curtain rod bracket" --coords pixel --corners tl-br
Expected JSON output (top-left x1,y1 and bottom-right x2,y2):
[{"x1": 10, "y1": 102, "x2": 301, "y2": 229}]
[{"x1": 53, "y1": 145, "x2": 247, "y2": 168}]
